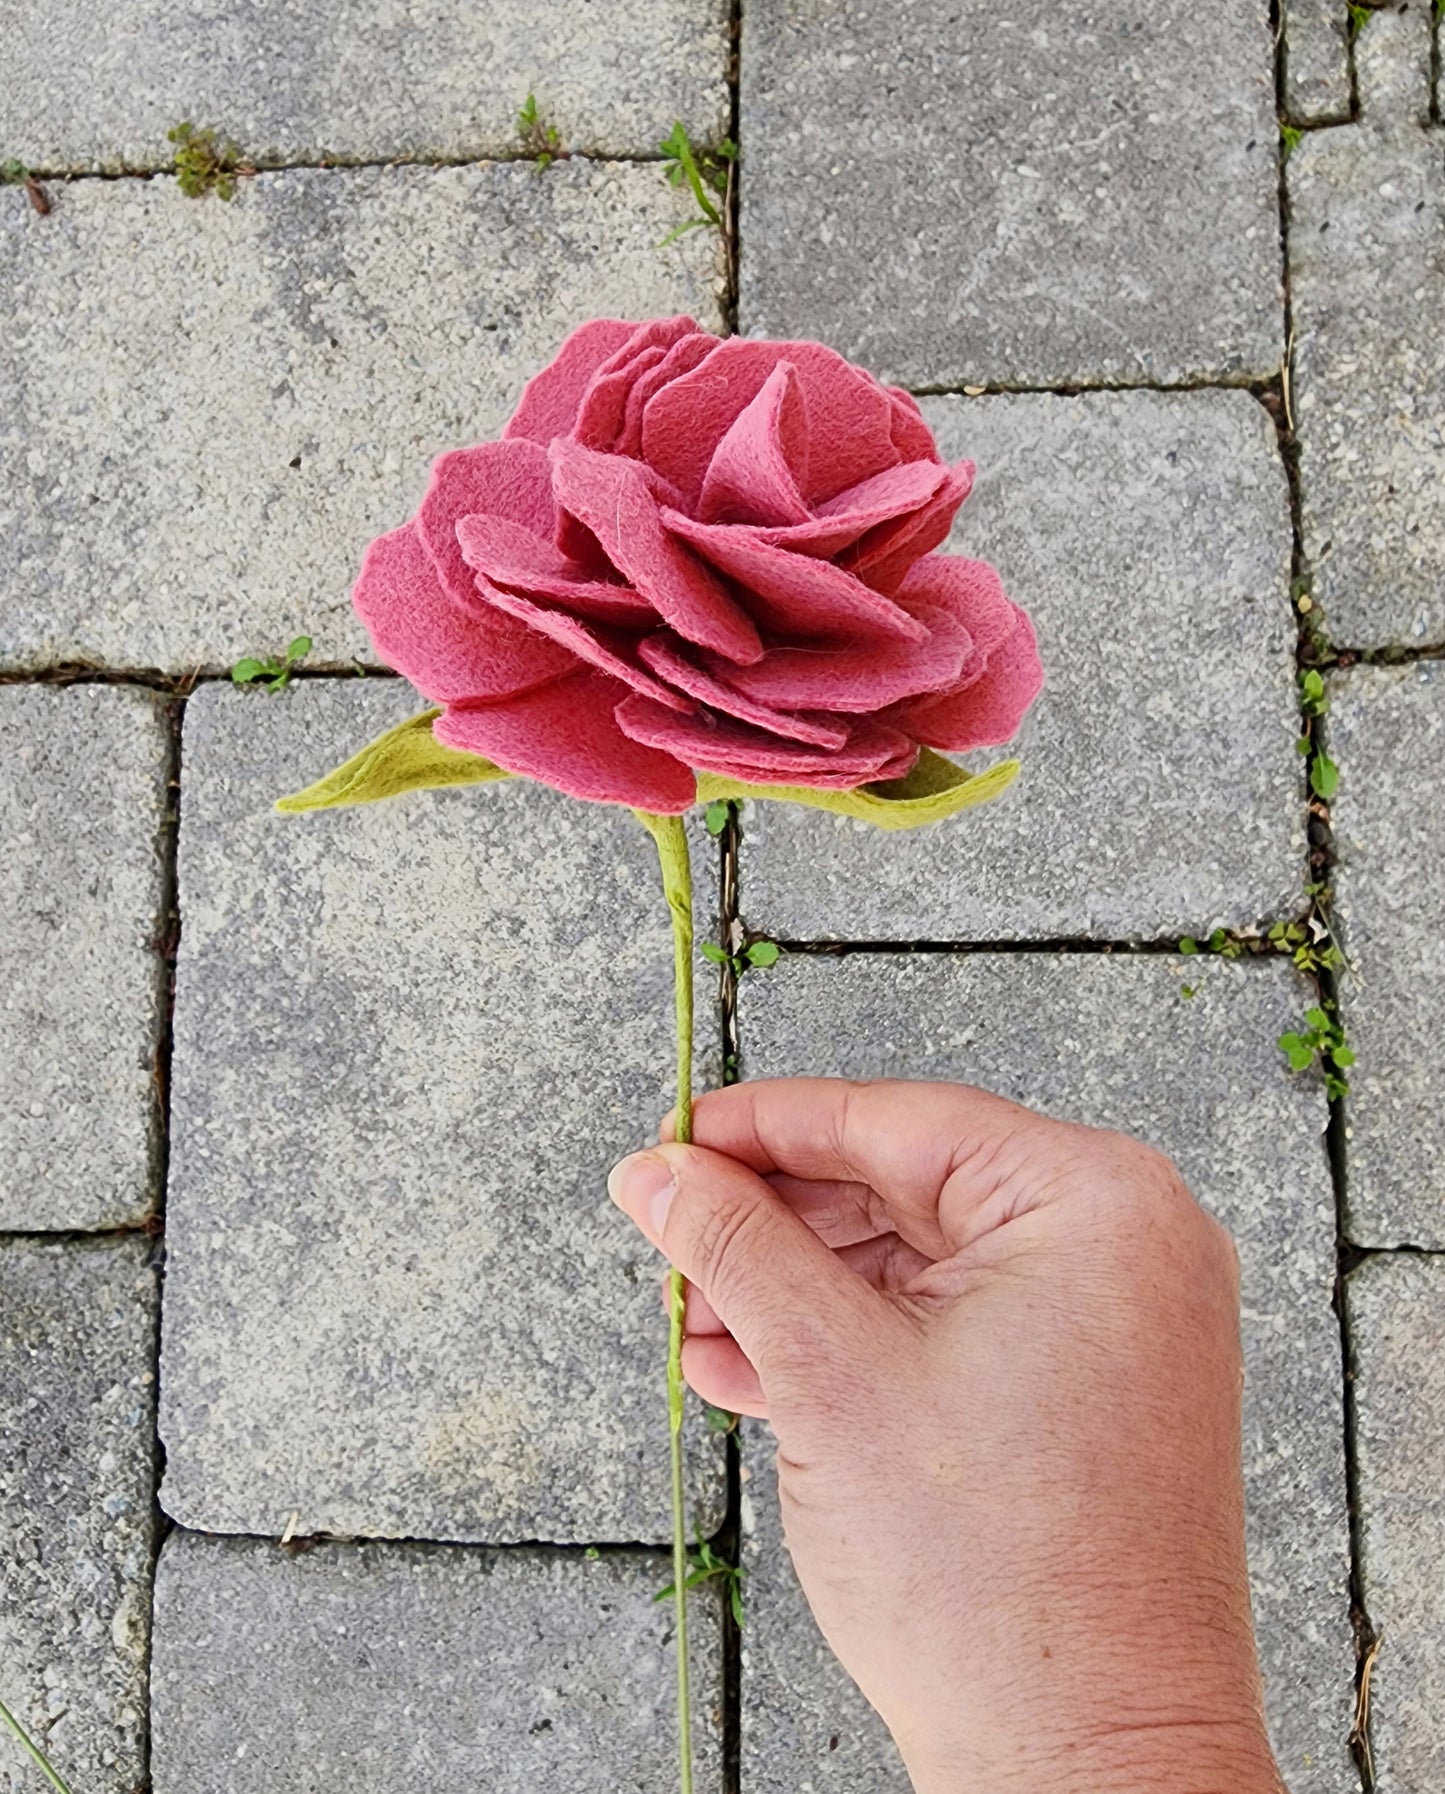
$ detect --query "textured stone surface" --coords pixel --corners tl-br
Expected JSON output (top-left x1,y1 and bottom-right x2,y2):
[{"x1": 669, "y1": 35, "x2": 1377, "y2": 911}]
[
  {"x1": 160, "y1": 680, "x2": 725, "y2": 1543},
  {"x1": 0, "y1": 1239, "x2": 158, "y2": 1794},
  {"x1": 0, "y1": 0, "x2": 728, "y2": 169},
  {"x1": 0, "y1": 683, "x2": 169, "y2": 1230},
  {"x1": 1347, "y1": 1253, "x2": 1445, "y2": 1794},
  {"x1": 1330, "y1": 661, "x2": 1445, "y2": 1247},
  {"x1": 741, "y1": 391, "x2": 1300, "y2": 942},
  {"x1": 151, "y1": 1532, "x2": 724, "y2": 1793},
  {"x1": 1289, "y1": 5, "x2": 1445, "y2": 646},
  {"x1": 738, "y1": 952, "x2": 1354, "y2": 1794},
  {"x1": 0, "y1": 162, "x2": 723, "y2": 673},
  {"x1": 1283, "y1": 0, "x2": 1352, "y2": 123},
  {"x1": 739, "y1": 0, "x2": 1281, "y2": 386}
]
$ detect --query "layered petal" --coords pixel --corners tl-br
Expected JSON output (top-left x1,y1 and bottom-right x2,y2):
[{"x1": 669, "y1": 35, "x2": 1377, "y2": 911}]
[
  {"x1": 502, "y1": 318, "x2": 651, "y2": 446},
  {"x1": 637, "y1": 634, "x2": 848, "y2": 747},
  {"x1": 892, "y1": 608, "x2": 1044, "y2": 751},
  {"x1": 616, "y1": 694, "x2": 916, "y2": 786},
  {"x1": 352, "y1": 523, "x2": 575, "y2": 703},
  {"x1": 615, "y1": 332, "x2": 719, "y2": 457},
  {"x1": 573, "y1": 316, "x2": 704, "y2": 452},
  {"x1": 697, "y1": 362, "x2": 812, "y2": 528},
  {"x1": 455, "y1": 513, "x2": 655, "y2": 623},
  {"x1": 714, "y1": 599, "x2": 971, "y2": 712},
  {"x1": 887, "y1": 387, "x2": 940, "y2": 462},
  {"x1": 846, "y1": 459, "x2": 976, "y2": 592},
  {"x1": 467, "y1": 571, "x2": 692, "y2": 713},
  {"x1": 894, "y1": 553, "x2": 1016, "y2": 660},
  {"x1": 549, "y1": 438, "x2": 764, "y2": 663},
  {"x1": 437, "y1": 671, "x2": 697, "y2": 811},
  {"x1": 416, "y1": 439, "x2": 556, "y2": 612},
  {"x1": 643, "y1": 337, "x2": 901, "y2": 510},
  {"x1": 662, "y1": 508, "x2": 927, "y2": 645}
]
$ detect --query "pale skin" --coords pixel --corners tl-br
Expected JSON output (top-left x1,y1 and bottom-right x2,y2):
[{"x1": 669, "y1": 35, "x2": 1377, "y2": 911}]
[{"x1": 608, "y1": 1078, "x2": 1287, "y2": 1794}]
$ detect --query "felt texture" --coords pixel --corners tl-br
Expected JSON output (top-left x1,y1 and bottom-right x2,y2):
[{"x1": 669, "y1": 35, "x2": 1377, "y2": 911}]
[
  {"x1": 341, "y1": 316, "x2": 1043, "y2": 811},
  {"x1": 277, "y1": 708, "x2": 509, "y2": 811},
  {"x1": 696, "y1": 748, "x2": 1021, "y2": 830}
]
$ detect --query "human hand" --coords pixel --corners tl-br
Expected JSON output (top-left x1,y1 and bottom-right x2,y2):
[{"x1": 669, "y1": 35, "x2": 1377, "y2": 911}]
[{"x1": 609, "y1": 1078, "x2": 1284, "y2": 1794}]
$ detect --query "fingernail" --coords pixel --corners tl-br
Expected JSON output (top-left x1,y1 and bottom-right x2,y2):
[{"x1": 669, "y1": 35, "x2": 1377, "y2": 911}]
[{"x1": 608, "y1": 1151, "x2": 677, "y2": 1237}]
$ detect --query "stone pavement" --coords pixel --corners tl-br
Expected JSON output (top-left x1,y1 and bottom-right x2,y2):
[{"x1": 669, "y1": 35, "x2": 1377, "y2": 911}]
[{"x1": 1, "y1": 3, "x2": 1441, "y2": 1791}]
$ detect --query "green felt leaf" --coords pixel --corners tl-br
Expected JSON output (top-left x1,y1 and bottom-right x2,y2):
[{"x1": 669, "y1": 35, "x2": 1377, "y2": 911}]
[
  {"x1": 697, "y1": 749, "x2": 1019, "y2": 831},
  {"x1": 276, "y1": 708, "x2": 509, "y2": 812}
]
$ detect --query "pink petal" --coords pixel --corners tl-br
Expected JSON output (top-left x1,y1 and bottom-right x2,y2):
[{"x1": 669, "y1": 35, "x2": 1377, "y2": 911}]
[
  {"x1": 465, "y1": 570, "x2": 692, "y2": 713},
  {"x1": 887, "y1": 388, "x2": 940, "y2": 462},
  {"x1": 637, "y1": 635, "x2": 848, "y2": 748},
  {"x1": 847, "y1": 459, "x2": 976, "y2": 592},
  {"x1": 893, "y1": 607, "x2": 1044, "y2": 751},
  {"x1": 573, "y1": 316, "x2": 703, "y2": 452},
  {"x1": 416, "y1": 440, "x2": 556, "y2": 612},
  {"x1": 502, "y1": 319, "x2": 647, "y2": 446},
  {"x1": 895, "y1": 554, "x2": 1016, "y2": 660},
  {"x1": 643, "y1": 338, "x2": 900, "y2": 510},
  {"x1": 715, "y1": 599, "x2": 971, "y2": 713},
  {"x1": 690, "y1": 460, "x2": 946, "y2": 564},
  {"x1": 616, "y1": 694, "x2": 916, "y2": 785},
  {"x1": 455, "y1": 513, "x2": 656, "y2": 624},
  {"x1": 353, "y1": 523, "x2": 575, "y2": 702},
  {"x1": 437, "y1": 670, "x2": 697, "y2": 812},
  {"x1": 549, "y1": 438, "x2": 764, "y2": 664},
  {"x1": 661, "y1": 509, "x2": 927, "y2": 645},
  {"x1": 616, "y1": 333, "x2": 719, "y2": 457},
  {"x1": 698, "y1": 362, "x2": 812, "y2": 528}
]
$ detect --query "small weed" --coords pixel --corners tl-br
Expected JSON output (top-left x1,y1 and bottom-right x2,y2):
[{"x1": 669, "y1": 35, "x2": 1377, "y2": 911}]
[
  {"x1": 701, "y1": 937, "x2": 780, "y2": 976},
  {"x1": 1, "y1": 157, "x2": 50, "y2": 215},
  {"x1": 704, "y1": 799, "x2": 730, "y2": 837},
  {"x1": 168, "y1": 122, "x2": 242, "y2": 199},
  {"x1": 0, "y1": 1694, "x2": 75, "y2": 1794},
  {"x1": 1280, "y1": 123, "x2": 1304, "y2": 157},
  {"x1": 516, "y1": 93, "x2": 564, "y2": 168},
  {"x1": 583, "y1": 1546, "x2": 601, "y2": 1560},
  {"x1": 705, "y1": 1405, "x2": 739, "y2": 1436},
  {"x1": 659, "y1": 121, "x2": 736, "y2": 247},
  {"x1": 1177, "y1": 930, "x2": 1242, "y2": 959},
  {"x1": 232, "y1": 634, "x2": 312, "y2": 692},
  {"x1": 1348, "y1": 3, "x2": 1373, "y2": 39},
  {"x1": 656, "y1": 1535, "x2": 745, "y2": 1629},
  {"x1": 1279, "y1": 1003, "x2": 1354, "y2": 1100},
  {"x1": 1266, "y1": 918, "x2": 1345, "y2": 978}
]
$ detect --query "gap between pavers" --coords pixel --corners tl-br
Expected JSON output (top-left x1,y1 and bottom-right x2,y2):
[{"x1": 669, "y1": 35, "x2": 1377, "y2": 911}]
[
  {"x1": 159, "y1": 679, "x2": 726, "y2": 1545},
  {"x1": 0, "y1": 161, "x2": 723, "y2": 674},
  {"x1": 148, "y1": 1530, "x2": 725, "y2": 1794},
  {"x1": 734, "y1": 951, "x2": 1355, "y2": 1794},
  {"x1": 739, "y1": 390, "x2": 1302, "y2": 943}
]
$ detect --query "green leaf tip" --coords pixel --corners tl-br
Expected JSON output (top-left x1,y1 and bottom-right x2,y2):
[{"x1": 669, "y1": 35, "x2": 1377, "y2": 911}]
[
  {"x1": 697, "y1": 748, "x2": 1020, "y2": 831},
  {"x1": 276, "y1": 708, "x2": 509, "y2": 813}
]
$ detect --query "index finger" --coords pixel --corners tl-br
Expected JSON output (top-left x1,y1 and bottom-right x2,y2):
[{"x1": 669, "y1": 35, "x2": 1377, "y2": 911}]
[{"x1": 661, "y1": 1077, "x2": 1048, "y2": 1256}]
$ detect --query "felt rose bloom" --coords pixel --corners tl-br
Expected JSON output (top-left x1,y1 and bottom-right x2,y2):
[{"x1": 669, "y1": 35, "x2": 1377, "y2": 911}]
[{"x1": 351, "y1": 315, "x2": 1042, "y2": 814}]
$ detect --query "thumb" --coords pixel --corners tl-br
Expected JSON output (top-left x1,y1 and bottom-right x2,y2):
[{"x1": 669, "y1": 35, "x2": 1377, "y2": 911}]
[{"x1": 608, "y1": 1142, "x2": 879, "y2": 1378}]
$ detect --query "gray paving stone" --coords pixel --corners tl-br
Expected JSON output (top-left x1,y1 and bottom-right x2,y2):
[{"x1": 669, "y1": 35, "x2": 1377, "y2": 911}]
[
  {"x1": 737, "y1": 952, "x2": 1354, "y2": 1793},
  {"x1": 0, "y1": 1, "x2": 728, "y2": 170},
  {"x1": 160, "y1": 679, "x2": 725, "y2": 1543},
  {"x1": 1347, "y1": 1253, "x2": 1445, "y2": 1794},
  {"x1": 0, "y1": 162, "x2": 723, "y2": 674},
  {"x1": 1288, "y1": 4, "x2": 1445, "y2": 647},
  {"x1": 1284, "y1": 0, "x2": 1352, "y2": 123},
  {"x1": 1329, "y1": 661, "x2": 1445, "y2": 1247},
  {"x1": 740, "y1": 391, "x2": 1301, "y2": 942},
  {"x1": 739, "y1": 0, "x2": 1281, "y2": 387},
  {"x1": 0, "y1": 683, "x2": 169, "y2": 1231},
  {"x1": 150, "y1": 1531, "x2": 723, "y2": 1794},
  {"x1": 0, "y1": 1238, "x2": 157, "y2": 1794}
]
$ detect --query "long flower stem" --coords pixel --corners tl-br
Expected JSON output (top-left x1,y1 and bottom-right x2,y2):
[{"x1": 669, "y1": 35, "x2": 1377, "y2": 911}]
[
  {"x1": 636, "y1": 810, "x2": 695, "y2": 1794},
  {"x1": 0, "y1": 1698, "x2": 75, "y2": 1794}
]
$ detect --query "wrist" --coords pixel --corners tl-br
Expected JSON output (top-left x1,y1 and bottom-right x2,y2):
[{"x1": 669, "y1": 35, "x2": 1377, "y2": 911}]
[{"x1": 901, "y1": 1718, "x2": 1285, "y2": 1794}]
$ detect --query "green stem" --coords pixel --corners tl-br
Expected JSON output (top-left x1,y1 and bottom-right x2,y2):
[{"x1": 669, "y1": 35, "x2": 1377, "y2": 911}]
[
  {"x1": 636, "y1": 811, "x2": 694, "y2": 1794},
  {"x1": 0, "y1": 1698, "x2": 75, "y2": 1794}
]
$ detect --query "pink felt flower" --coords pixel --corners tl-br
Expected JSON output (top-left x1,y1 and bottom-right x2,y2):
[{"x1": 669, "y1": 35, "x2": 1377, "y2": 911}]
[{"x1": 352, "y1": 317, "x2": 1042, "y2": 813}]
